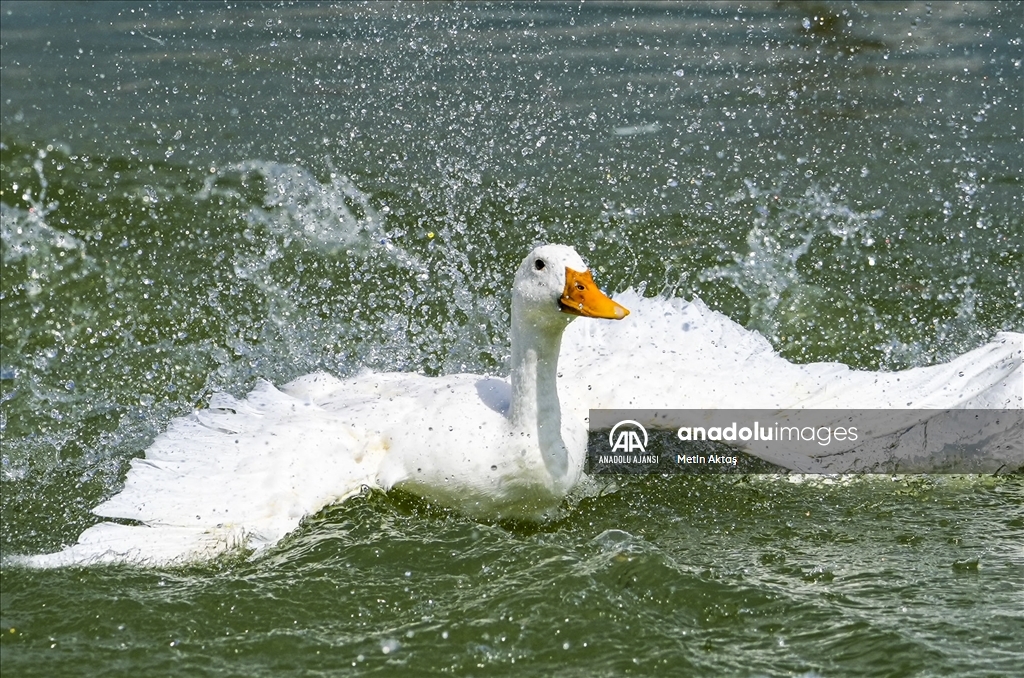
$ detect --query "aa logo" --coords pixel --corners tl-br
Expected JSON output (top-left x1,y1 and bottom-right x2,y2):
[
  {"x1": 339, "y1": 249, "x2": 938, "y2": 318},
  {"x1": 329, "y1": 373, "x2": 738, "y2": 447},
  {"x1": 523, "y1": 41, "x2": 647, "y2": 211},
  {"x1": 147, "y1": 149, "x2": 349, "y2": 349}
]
[{"x1": 609, "y1": 420, "x2": 648, "y2": 453}]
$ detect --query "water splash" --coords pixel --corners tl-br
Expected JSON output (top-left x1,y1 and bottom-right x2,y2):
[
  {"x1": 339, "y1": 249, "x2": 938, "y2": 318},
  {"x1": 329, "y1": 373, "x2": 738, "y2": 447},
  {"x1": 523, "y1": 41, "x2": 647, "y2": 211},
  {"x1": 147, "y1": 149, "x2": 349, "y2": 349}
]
[
  {"x1": 198, "y1": 159, "x2": 423, "y2": 272},
  {"x1": 1, "y1": 153, "x2": 91, "y2": 280},
  {"x1": 0, "y1": 203, "x2": 82, "y2": 264},
  {"x1": 700, "y1": 183, "x2": 883, "y2": 343},
  {"x1": 877, "y1": 280, "x2": 985, "y2": 366}
]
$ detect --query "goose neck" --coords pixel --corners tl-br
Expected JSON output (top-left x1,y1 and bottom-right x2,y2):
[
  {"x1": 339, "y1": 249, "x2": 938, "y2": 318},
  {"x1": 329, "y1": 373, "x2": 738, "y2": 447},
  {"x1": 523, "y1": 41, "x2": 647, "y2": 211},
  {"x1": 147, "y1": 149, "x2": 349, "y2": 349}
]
[{"x1": 508, "y1": 313, "x2": 568, "y2": 478}]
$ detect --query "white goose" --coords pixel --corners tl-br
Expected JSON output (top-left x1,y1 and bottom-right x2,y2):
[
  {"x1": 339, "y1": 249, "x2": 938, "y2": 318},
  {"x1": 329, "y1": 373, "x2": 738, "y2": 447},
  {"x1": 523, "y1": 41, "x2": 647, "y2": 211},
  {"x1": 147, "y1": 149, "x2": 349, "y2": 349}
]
[
  {"x1": 22, "y1": 245, "x2": 628, "y2": 566},
  {"x1": 19, "y1": 245, "x2": 1022, "y2": 567}
]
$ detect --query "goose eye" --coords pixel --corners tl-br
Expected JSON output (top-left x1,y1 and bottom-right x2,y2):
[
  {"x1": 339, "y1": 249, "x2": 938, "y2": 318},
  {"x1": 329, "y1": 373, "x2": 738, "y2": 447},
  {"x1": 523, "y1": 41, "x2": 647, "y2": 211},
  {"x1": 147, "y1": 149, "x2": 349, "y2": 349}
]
[{"x1": 535, "y1": 259, "x2": 545, "y2": 270}]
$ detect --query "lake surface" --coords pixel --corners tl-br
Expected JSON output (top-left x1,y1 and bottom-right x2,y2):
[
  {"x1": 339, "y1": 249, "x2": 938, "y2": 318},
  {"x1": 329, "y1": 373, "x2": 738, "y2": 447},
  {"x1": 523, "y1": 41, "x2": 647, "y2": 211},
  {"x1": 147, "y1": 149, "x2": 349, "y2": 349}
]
[{"x1": 2, "y1": 2, "x2": 1022, "y2": 676}]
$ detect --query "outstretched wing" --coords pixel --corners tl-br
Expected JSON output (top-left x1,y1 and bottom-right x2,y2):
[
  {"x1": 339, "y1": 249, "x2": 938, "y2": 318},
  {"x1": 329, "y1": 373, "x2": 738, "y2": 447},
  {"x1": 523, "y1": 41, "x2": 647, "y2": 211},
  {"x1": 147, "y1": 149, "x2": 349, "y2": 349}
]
[
  {"x1": 20, "y1": 377, "x2": 386, "y2": 567},
  {"x1": 560, "y1": 290, "x2": 1023, "y2": 471},
  {"x1": 561, "y1": 290, "x2": 1021, "y2": 411}
]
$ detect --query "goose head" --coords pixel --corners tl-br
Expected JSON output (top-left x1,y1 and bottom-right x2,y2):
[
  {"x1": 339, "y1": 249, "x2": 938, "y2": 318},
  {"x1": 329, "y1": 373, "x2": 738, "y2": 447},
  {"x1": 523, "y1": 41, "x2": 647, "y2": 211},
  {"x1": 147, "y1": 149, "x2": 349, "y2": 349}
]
[{"x1": 511, "y1": 244, "x2": 629, "y2": 334}]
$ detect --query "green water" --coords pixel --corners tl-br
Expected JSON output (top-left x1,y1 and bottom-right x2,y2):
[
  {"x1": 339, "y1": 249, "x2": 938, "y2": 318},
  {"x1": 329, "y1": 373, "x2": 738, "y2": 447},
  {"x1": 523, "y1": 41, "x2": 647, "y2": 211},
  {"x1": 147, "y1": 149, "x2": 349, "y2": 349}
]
[{"x1": 2, "y1": 2, "x2": 1022, "y2": 676}]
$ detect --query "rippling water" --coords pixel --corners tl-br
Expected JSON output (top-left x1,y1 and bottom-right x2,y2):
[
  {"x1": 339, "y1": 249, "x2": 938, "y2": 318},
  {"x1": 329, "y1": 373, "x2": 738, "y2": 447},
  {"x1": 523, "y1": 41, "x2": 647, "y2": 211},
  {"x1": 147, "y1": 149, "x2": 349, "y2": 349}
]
[{"x1": 2, "y1": 3, "x2": 1022, "y2": 676}]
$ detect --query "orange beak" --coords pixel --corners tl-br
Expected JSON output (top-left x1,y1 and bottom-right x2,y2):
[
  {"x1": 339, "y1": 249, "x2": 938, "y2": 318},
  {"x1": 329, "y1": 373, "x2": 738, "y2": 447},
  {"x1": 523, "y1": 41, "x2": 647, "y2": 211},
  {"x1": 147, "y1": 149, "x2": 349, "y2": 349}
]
[{"x1": 559, "y1": 267, "x2": 630, "y2": 319}]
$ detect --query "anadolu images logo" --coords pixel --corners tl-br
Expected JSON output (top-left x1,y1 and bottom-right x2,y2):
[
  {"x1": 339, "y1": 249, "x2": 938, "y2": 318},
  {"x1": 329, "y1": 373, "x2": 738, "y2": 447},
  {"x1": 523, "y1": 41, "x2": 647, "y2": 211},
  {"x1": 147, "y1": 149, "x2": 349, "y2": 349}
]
[{"x1": 609, "y1": 420, "x2": 648, "y2": 453}]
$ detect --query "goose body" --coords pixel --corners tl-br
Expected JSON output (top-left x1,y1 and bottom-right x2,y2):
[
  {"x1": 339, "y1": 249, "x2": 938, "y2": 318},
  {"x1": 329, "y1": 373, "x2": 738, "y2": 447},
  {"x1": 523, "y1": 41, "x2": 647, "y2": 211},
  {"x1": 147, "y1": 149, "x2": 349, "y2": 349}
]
[{"x1": 17, "y1": 245, "x2": 1022, "y2": 567}]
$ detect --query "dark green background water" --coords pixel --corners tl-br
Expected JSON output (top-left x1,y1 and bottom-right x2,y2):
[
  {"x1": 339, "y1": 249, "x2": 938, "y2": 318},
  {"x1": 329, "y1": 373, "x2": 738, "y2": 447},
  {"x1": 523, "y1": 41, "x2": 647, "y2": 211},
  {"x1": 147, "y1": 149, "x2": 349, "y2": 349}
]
[{"x1": 2, "y1": 2, "x2": 1022, "y2": 676}]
